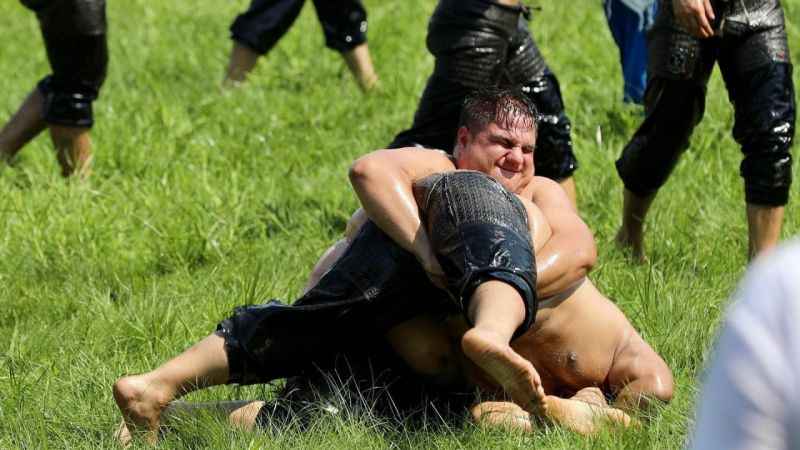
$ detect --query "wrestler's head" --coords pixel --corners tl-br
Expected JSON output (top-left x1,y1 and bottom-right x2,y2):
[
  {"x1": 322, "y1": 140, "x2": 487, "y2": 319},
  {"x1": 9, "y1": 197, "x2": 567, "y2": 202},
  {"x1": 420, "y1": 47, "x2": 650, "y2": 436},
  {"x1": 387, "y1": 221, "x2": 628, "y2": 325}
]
[{"x1": 453, "y1": 87, "x2": 538, "y2": 193}]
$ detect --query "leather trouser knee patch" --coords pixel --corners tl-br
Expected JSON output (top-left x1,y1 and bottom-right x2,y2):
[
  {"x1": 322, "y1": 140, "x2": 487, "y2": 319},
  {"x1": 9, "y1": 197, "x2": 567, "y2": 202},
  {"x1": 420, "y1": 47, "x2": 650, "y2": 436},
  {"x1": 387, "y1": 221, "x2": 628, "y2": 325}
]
[
  {"x1": 313, "y1": 0, "x2": 368, "y2": 52},
  {"x1": 732, "y1": 63, "x2": 795, "y2": 206},
  {"x1": 33, "y1": 0, "x2": 108, "y2": 127},
  {"x1": 615, "y1": 77, "x2": 706, "y2": 195},
  {"x1": 414, "y1": 171, "x2": 537, "y2": 337},
  {"x1": 37, "y1": 33, "x2": 108, "y2": 128}
]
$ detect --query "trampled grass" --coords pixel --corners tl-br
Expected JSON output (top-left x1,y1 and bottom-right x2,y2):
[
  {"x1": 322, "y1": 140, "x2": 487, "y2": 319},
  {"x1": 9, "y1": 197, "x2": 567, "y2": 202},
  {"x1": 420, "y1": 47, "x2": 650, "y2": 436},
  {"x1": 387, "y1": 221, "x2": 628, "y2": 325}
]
[{"x1": 1, "y1": 0, "x2": 798, "y2": 448}]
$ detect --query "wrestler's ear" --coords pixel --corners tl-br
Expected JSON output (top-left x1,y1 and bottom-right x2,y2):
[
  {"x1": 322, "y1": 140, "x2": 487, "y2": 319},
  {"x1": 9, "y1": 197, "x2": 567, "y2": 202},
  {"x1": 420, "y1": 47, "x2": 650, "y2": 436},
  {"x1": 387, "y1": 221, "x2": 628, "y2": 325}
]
[{"x1": 455, "y1": 126, "x2": 471, "y2": 154}]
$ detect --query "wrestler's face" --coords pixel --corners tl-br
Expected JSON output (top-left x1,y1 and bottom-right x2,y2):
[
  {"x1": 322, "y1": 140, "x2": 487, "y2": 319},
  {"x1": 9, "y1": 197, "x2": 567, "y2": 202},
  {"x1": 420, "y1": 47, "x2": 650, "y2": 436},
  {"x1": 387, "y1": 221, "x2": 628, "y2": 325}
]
[{"x1": 454, "y1": 121, "x2": 535, "y2": 193}]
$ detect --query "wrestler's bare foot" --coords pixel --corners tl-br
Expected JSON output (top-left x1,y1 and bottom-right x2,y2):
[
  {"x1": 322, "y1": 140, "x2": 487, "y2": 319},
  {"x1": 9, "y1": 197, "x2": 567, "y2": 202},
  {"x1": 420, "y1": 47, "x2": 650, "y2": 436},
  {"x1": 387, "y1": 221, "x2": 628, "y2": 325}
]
[
  {"x1": 615, "y1": 227, "x2": 646, "y2": 264},
  {"x1": 462, "y1": 328, "x2": 545, "y2": 413},
  {"x1": 113, "y1": 374, "x2": 175, "y2": 445},
  {"x1": 545, "y1": 395, "x2": 631, "y2": 435}
]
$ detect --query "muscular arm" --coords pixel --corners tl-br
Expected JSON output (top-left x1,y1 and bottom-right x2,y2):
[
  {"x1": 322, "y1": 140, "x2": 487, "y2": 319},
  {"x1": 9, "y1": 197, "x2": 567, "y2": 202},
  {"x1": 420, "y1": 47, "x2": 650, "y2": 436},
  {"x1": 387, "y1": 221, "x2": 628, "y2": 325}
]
[
  {"x1": 527, "y1": 177, "x2": 596, "y2": 298},
  {"x1": 349, "y1": 148, "x2": 456, "y2": 279}
]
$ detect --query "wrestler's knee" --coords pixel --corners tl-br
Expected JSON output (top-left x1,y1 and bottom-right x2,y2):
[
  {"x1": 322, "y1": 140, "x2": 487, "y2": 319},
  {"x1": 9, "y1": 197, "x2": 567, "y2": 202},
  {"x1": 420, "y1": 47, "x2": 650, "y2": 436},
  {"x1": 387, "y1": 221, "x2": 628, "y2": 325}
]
[
  {"x1": 314, "y1": 0, "x2": 368, "y2": 52},
  {"x1": 615, "y1": 78, "x2": 705, "y2": 194},
  {"x1": 414, "y1": 171, "x2": 537, "y2": 333},
  {"x1": 741, "y1": 153, "x2": 793, "y2": 206},
  {"x1": 734, "y1": 63, "x2": 795, "y2": 206},
  {"x1": 37, "y1": 74, "x2": 103, "y2": 128}
]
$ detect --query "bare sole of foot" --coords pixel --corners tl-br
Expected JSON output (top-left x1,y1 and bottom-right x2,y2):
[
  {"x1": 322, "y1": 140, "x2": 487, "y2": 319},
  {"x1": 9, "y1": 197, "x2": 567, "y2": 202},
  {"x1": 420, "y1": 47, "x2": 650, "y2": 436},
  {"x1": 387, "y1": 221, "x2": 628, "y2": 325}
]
[
  {"x1": 462, "y1": 328, "x2": 545, "y2": 413},
  {"x1": 614, "y1": 228, "x2": 646, "y2": 264},
  {"x1": 113, "y1": 375, "x2": 172, "y2": 445},
  {"x1": 545, "y1": 395, "x2": 631, "y2": 435}
]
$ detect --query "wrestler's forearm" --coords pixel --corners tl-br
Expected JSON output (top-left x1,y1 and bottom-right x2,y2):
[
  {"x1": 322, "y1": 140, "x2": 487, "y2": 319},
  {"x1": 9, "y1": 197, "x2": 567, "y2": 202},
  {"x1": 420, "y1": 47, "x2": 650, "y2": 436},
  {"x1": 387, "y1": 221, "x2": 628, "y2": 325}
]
[
  {"x1": 349, "y1": 155, "x2": 425, "y2": 254},
  {"x1": 349, "y1": 149, "x2": 451, "y2": 256},
  {"x1": 535, "y1": 230, "x2": 595, "y2": 298},
  {"x1": 528, "y1": 178, "x2": 596, "y2": 297}
]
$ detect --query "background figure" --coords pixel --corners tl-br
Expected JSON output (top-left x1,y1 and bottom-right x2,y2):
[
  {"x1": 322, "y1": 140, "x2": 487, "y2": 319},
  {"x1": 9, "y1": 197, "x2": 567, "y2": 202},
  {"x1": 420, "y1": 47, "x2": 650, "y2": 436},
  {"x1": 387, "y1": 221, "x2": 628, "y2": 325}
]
[
  {"x1": 689, "y1": 239, "x2": 800, "y2": 450},
  {"x1": 0, "y1": 0, "x2": 108, "y2": 178},
  {"x1": 388, "y1": 0, "x2": 579, "y2": 205},
  {"x1": 603, "y1": 0, "x2": 658, "y2": 104},
  {"x1": 615, "y1": 0, "x2": 795, "y2": 261},
  {"x1": 224, "y1": 0, "x2": 379, "y2": 92}
]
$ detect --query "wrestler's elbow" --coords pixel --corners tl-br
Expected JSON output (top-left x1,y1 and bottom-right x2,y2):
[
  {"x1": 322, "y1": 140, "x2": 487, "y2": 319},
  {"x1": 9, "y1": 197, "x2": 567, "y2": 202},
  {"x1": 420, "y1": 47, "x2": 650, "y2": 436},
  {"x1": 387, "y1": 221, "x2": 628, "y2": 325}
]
[
  {"x1": 575, "y1": 243, "x2": 597, "y2": 275},
  {"x1": 349, "y1": 152, "x2": 383, "y2": 189},
  {"x1": 623, "y1": 372, "x2": 675, "y2": 413}
]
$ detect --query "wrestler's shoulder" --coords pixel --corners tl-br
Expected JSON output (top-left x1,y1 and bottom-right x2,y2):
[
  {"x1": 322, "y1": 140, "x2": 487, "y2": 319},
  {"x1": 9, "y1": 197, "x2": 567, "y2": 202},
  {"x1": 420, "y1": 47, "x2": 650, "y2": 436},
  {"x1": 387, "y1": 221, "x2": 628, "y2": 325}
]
[
  {"x1": 521, "y1": 176, "x2": 562, "y2": 199},
  {"x1": 388, "y1": 147, "x2": 457, "y2": 168}
]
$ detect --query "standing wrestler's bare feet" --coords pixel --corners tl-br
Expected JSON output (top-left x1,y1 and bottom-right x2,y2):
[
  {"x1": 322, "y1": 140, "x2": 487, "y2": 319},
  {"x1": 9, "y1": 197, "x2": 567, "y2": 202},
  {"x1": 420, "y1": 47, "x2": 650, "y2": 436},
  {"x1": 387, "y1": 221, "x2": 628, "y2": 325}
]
[
  {"x1": 615, "y1": 227, "x2": 646, "y2": 264},
  {"x1": 616, "y1": 189, "x2": 655, "y2": 263},
  {"x1": 462, "y1": 328, "x2": 546, "y2": 413},
  {"x1": 113, "y1": 374, "x2": 176, "y2": 445}
]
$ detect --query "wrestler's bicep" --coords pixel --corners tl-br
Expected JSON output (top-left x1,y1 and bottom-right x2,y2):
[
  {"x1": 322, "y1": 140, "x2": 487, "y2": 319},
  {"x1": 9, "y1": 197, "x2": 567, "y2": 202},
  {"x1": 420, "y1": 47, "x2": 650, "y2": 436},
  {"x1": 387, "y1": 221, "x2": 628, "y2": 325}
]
[{"x1": 516, "y1": 195, "x2": 553, "y2": 252}]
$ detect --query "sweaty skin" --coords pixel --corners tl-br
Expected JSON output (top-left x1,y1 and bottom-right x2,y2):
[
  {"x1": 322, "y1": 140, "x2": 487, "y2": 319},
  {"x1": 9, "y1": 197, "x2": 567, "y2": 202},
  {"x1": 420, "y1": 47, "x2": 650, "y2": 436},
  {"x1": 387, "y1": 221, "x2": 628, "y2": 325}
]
[
  {"x1": 113, "y1": 200, "x2": 670, "y2": 444},
  {"x1": 309, "y1": 201, "x2": 673, "y2": 435},
  {"x1": 349, "y1": 129, "x2": 596, "y2": 299}
]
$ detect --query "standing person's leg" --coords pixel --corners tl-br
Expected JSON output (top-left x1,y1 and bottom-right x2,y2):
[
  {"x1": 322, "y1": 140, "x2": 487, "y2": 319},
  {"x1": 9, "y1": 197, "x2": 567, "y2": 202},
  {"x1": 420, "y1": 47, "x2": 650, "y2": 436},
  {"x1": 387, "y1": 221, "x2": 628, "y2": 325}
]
[
  {"x1": 506, "y1": 17, "x2": 578, "y2": 205},
  {"x1": 388, "y1": 0, "x2": 514, "y2": 151},
  {"x1": 2, "y1": 0, "x2": 107, "y2": 178},
  {"x1": 603, "y1": 0, "x2": 657, "y2": 104},
  {"x1": 717, "y1": 27, "x2": 795, "y2": 259},
  {"x1": 614, "y1": 5, "x2": 714, "y2": 261},
  {"x1": 225, "y1": 0, "x2": 305, "y2": 85},
  {"x1": 40, "y1": 1, "x2": 107, "y2": 179},
  {"x1": 0, "y1": 90, "x2": 46, "y2": 163},
  {"x1": 311, "y1": 0, "x2": 378, "y2": 92}
]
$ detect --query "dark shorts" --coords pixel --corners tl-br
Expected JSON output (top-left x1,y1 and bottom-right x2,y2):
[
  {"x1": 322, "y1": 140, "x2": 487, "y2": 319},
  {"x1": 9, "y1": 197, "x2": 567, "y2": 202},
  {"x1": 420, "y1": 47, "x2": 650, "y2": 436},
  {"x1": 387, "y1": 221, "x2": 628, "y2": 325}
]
[
  {"x1": 21, "y1": 0, "x2": 108, "y2": 128},
  {"x1": 230, "y1": 0, "x2": 367, "y2": 55},
  {"x1": 217, "y1": 173, "x2": 536, "y2": 387},
  {"x1": 389, "y1": 0, "x2": 577, "y2": 181},
  {"x1": 615, "y1": 0, "x2": 795, "y2": 205}
]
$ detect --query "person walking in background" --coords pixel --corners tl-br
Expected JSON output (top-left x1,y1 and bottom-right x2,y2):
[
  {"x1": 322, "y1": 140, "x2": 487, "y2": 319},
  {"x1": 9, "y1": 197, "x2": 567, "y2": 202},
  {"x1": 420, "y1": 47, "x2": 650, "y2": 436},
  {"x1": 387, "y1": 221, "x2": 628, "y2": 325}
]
[
  {"x1": 689, "y1": 239, "x2": 800, "y2": 450},
  {"x1": 224, "y1": 0, "x2": 379, "y2": 92},
  {"x1": 388, "y1": 0, "x2": 580, "y2": 206},
  {"x1": 0, "y1": 0, "x2": 108, "y2": 179},
  {"x1": 614, "y1": 0, "x2": 795, "y2": 261},
  {"x1": 603, "y1": 0, "x2": 658, "y2": 104}
]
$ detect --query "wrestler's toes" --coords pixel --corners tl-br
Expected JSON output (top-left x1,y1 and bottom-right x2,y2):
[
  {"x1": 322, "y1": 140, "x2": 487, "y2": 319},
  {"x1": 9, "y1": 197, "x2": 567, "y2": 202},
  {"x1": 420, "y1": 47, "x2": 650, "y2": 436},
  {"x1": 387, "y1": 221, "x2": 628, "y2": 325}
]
[
  {"x1": 462, "y1": 329, "x2": 544, "y2": 412},
  {"x1": 113, "y1": 375, "x2": 169, "y2": 443}
]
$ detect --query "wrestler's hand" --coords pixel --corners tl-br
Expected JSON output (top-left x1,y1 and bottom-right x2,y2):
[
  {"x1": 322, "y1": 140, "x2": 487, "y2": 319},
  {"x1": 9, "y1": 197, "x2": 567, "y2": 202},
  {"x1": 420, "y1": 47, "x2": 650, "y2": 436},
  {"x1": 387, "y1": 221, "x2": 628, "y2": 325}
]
[{"x1": 672, "y1": 0, "x2": 715, "y2": 38}]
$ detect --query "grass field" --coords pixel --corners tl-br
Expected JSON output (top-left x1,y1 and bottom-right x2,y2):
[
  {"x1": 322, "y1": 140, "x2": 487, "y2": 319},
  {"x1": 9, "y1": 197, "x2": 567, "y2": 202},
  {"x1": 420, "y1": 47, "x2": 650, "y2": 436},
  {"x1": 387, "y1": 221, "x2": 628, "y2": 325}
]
[{"x1": 1, "y1": 0, "x2": 799, "y2": 448}]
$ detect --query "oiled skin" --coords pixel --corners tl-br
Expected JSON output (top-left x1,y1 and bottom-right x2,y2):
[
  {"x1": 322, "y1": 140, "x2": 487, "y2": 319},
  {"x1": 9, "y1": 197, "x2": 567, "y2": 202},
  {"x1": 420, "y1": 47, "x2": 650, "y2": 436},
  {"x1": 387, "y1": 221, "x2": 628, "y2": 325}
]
[{"x1": 307, "y1": 200, "x2": 672, "y2": 428}]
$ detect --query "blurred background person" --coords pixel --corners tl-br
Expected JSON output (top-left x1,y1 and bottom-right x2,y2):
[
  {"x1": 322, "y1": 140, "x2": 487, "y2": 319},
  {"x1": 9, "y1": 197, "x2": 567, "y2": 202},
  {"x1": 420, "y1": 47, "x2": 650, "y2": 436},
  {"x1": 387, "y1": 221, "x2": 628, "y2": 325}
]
[
  {"x1": 689, "y1": 239, "x2": 800, "y2": 450},
  {"x1": 603, "y1": 0, "x2": 658, "y2": 104},
  {"x1": 0, "y1": 0, "x2": 108, "y2": 178},
  {"x1": 224, "y1": 0, "x2": 379, "y2": 92}
]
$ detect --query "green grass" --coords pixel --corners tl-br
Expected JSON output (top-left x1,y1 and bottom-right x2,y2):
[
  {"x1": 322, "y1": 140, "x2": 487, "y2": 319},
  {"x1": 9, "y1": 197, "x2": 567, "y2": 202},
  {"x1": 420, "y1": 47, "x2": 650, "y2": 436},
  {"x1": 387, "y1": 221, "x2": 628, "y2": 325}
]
[{"x1": 1, "y1": 0, "x2": 798, "y2": 448}]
